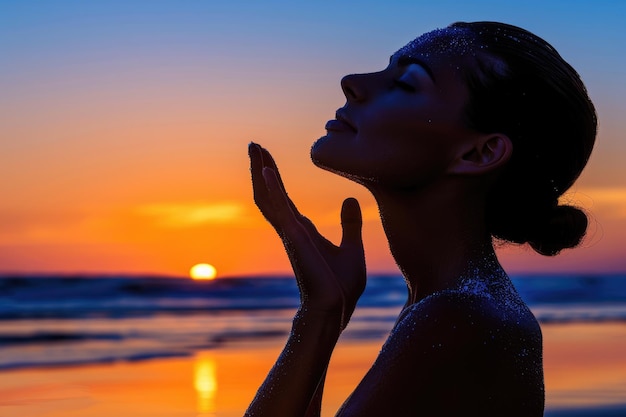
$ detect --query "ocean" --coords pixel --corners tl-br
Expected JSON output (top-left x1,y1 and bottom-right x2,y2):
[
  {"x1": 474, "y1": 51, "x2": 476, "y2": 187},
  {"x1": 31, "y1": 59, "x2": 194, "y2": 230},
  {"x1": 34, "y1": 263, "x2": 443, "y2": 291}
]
[{"x1": 1, "y1": 274, "x2": 626, "y2": 371}]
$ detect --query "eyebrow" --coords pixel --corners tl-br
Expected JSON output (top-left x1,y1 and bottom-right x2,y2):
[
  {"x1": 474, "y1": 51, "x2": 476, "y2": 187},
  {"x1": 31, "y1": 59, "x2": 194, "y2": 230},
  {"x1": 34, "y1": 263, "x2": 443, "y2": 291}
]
[{"x1": 389, "y1": 55, "x2": 436, "y2": 83}]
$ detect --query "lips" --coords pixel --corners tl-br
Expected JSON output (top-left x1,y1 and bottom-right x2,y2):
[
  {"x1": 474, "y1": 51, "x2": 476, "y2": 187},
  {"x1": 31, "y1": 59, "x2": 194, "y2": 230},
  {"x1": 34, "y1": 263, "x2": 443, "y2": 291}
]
[{"x1": 326, "y1": 109, "x2": 357, "y2": 132}]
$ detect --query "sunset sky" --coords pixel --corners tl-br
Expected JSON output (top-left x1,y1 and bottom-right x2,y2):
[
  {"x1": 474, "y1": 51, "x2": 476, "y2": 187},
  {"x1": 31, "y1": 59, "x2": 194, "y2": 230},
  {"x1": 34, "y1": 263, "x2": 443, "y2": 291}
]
[{"x1": 2, "y1": 0, "x2": 625, "y2": 278}]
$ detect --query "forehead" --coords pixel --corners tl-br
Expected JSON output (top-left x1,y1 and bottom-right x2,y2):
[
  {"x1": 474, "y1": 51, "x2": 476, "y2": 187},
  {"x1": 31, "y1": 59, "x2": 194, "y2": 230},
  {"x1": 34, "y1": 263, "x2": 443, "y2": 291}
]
[{"x1": 393, "y1": 27, "x2": 476, "y2": 61}]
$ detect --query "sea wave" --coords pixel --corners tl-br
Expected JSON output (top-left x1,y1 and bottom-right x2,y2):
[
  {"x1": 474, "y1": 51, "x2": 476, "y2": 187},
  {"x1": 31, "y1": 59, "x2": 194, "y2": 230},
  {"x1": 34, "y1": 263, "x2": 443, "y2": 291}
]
[
  {"x1": 1, "y1": 274, "x2": 625, "y2": 370},
  {"x1": 1, "y1": 274, "x2": 625, "y2": 321}
]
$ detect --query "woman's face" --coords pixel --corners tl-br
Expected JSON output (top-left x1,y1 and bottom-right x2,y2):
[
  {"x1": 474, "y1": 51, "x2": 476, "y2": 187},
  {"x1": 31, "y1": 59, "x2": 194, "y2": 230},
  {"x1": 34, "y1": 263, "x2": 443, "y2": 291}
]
[{"x1": 311, "y1": 28, "x2": 481, "y2": 190}]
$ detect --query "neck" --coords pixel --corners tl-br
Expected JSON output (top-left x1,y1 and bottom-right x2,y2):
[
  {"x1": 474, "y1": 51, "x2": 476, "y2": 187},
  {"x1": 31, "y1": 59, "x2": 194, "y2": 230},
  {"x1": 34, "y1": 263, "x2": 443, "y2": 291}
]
[{"x1": 370, "y1": 182, "x2": 501, "y2": 304}]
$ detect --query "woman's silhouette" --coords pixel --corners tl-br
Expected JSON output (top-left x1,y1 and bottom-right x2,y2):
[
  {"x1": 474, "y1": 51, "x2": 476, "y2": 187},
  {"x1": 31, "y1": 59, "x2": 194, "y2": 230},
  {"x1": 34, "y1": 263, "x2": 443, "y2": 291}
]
[{"x1": 245, "y1": 21, "x2": 596, "y2": 416}]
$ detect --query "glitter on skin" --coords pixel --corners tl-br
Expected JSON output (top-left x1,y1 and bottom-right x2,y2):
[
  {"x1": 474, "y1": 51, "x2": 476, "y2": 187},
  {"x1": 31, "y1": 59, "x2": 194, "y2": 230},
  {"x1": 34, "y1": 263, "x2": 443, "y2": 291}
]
[
  {"x1": 394, "y1": 27, "x2": 477, "y2": 61},
  {"x1": 367, "y1": 252, "x2": 544, "y2": 414}
]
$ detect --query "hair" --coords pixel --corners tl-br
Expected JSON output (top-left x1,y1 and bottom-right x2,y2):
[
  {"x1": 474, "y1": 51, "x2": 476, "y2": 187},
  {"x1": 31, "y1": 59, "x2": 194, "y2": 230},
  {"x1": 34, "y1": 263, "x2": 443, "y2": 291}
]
[{"x1": 449, "y1": 21, "x2": 597, "y2": 256}]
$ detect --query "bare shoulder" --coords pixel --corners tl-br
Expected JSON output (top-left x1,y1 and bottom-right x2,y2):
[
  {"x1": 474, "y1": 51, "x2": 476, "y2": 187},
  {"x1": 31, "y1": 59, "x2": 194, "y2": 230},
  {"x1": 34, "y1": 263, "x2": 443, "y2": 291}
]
[
  {"x1": 337, "y1": 290, "x2": 544, "y2": 416},
  {"x1": 399, "y1": 287, "x2": 540, "y2": 341},
  {"x1": 382, "y1": 289, "x2": 541, "y2": 364}
]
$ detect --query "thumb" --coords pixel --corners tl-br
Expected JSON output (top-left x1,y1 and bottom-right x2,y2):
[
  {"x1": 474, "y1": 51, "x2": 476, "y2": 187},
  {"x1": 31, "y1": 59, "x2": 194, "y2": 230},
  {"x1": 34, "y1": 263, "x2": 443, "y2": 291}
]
[{"x1": 340, "y1": 197, "x2": 363, "y2": 248}]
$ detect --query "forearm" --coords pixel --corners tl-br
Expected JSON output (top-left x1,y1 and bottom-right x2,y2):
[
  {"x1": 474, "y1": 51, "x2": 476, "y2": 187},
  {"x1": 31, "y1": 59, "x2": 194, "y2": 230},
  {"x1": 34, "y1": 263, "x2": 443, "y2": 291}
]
[
  {"x1": 304, "y1": 370, "x2": 326, "y2": 417},
  {"x1": 245, "y1": 308, "x2": 342, "y2": 417}
]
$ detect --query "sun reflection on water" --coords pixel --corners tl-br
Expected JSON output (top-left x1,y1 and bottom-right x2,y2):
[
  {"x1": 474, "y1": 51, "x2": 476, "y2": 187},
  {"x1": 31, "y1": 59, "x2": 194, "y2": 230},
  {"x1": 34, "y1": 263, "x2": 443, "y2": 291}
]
[{"x1": 194, "y1": 352, "x2": 218, "y2": 416}]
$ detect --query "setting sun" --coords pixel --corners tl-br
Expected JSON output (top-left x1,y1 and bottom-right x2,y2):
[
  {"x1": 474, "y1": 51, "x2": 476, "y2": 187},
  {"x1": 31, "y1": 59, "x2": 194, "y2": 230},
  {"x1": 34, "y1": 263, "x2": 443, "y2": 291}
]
[{"x1": 190, "y1": 263, "x2": 217, "y2": 280}]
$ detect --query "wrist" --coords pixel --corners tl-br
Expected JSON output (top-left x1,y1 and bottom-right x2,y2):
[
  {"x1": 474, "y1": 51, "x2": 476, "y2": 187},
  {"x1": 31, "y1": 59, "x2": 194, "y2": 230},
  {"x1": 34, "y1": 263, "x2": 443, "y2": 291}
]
[
  {"x1": 298, "y1": 295, "x2": 357, "y2": 331},
  {"x1": 295, "y1": 305, "x2": 344, "y2": 334}
]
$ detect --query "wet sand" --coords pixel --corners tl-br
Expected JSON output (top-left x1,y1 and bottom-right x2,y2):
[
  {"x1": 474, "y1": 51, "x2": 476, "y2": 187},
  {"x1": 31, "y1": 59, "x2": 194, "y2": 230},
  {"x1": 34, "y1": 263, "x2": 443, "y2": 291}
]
[
  {"x1": 542, "y1": 323, "x2": 626, "y2": 416},
  {"x1": 1, "y1": 323, "x2": 624, "y2": 416}
]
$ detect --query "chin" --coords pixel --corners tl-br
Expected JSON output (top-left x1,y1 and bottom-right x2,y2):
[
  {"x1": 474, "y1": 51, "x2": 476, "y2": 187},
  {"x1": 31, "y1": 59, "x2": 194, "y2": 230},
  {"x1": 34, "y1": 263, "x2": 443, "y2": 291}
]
[
  {"x1": 310, "y1": 137, "x2": 378, "y2": 187},
  {"x1": 310, "y1": 136, "x2": 330, "y2": 168},
  {"x1": 310, "y1": 135, "x2": 347, "y2": 174}
]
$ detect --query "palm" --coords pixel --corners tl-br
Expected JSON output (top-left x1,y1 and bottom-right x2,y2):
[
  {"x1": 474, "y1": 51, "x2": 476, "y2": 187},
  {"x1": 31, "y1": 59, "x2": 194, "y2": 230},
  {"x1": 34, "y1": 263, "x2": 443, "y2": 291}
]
[{"x1": 249, "y1": 143, "x2": 366, "y2": 328}]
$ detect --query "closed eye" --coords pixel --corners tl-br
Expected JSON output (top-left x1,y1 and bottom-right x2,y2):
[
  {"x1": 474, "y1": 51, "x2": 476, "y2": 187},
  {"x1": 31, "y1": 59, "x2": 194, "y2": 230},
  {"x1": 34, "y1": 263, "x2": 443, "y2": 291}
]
[{"x1": 393, "y1": 79, "x2": 416, "y2": 92}]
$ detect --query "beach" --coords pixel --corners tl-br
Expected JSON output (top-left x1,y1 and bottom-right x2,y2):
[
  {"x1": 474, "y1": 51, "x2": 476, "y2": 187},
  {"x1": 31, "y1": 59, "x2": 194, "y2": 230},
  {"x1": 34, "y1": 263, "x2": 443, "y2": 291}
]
[
  {"x1": 1, "y1": 322, "x2": 625, "y2": 416},
  {"x1": 542, "y1": 323, "x2": 626, "y2": 416},
  {"x1": 1, "y1": 275, "x2": 625, "y2": 416}
]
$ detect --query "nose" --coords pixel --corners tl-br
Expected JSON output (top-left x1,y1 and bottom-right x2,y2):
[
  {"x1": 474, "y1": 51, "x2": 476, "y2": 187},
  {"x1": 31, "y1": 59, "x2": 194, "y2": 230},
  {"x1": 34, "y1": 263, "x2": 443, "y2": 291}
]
[{"x1": 341, "y1": 73, "x2": 367, "y2": 102}]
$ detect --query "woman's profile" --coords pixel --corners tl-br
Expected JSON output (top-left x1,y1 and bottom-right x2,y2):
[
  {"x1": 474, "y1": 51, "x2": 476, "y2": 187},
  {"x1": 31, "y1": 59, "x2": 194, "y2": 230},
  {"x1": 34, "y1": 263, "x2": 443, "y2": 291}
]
[{"x1": 245, "y1": 21, "x2": 596, "y2": 416}]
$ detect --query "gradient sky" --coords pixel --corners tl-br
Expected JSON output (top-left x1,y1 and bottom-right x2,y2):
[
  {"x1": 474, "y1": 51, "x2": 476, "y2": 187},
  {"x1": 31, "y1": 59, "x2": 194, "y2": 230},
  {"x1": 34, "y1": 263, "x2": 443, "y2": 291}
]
[{"x1": 2, "y1": 0, "x2": 625, "y2": 277}]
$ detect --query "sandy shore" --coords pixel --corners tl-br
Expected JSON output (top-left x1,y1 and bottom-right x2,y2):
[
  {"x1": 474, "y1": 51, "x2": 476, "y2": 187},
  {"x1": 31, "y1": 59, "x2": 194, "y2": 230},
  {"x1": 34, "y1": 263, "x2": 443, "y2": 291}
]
[{"x1": 1, "y1": 322, "x2": 624, "y2": 416}]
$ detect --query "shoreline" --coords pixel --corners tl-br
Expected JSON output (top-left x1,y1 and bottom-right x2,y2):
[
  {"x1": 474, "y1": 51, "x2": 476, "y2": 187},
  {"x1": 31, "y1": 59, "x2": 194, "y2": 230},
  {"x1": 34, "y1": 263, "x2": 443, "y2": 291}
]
[{"x1": 0, "y1": 323, "x2": 624, "y2": 416}]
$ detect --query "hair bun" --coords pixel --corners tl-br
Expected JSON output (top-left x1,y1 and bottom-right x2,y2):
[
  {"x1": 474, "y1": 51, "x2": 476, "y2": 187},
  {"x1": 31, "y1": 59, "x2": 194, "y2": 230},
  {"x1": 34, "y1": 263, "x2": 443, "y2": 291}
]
[{"x1": 528, "y1": 205, "x2": 588, "y2": 256}]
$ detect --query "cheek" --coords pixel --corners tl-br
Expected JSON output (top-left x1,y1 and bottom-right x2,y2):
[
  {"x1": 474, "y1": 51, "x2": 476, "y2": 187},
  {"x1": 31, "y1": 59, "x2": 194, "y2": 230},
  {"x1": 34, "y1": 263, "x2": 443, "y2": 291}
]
[
  {"x1": 358, "y1": 105, "x2": 452, "y2": 160},
  {"x1": 356, "y1": 120, "x2": 462, "y2": 187}
]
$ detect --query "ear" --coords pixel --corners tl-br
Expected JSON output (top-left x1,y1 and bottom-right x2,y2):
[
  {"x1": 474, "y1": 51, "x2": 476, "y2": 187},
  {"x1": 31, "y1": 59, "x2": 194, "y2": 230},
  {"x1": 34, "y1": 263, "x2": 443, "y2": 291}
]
[{"x1": 448, "y1": 134, "x2": 512, "y2": 175}]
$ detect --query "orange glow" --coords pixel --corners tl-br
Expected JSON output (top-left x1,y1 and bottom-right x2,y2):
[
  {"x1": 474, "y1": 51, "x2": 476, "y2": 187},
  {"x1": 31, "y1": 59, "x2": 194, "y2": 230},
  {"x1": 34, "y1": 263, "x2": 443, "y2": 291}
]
[
  {"x1": 1, "y1": 324, "x2": 625, "y2": 416},
  {"x1": 1, "y1": 63, "x2": 624, "y2": 278},
  {"x1": 190, "y1": 263, "x2": 217, "y2": 280},
  {"x1": 137, "y1": 202, "x2": 246, "y2": 228},
  {"x1": 1, "y1": 4, "x2": 625, "y2": 278},
  {"x1": 194, "y1": 353, "x2": 218, "y2": 414},
  {"x1": 542, "y1": 323, "x2": 626, "y2": 408}
]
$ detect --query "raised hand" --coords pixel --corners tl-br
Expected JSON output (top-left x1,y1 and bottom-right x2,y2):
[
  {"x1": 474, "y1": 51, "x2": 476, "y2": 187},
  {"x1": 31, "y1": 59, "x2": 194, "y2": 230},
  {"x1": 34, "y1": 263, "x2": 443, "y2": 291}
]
[{"x1": 249, "y1": 142, "x2": 366, "y2": 329}]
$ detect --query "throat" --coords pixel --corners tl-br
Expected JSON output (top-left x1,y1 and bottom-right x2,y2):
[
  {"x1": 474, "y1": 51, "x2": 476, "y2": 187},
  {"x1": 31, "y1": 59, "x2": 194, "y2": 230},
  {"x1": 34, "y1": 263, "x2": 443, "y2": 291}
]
[{"x1": 373, "y1": 188, "x2": 496, "y2": 304}]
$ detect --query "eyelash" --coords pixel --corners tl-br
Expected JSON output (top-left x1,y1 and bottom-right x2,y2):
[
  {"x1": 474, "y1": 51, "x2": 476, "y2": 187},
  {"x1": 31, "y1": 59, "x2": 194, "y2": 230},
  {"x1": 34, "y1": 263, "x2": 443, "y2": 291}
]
[{"x1": 393, "y1": 79, "x2": 416, "y2": 92}]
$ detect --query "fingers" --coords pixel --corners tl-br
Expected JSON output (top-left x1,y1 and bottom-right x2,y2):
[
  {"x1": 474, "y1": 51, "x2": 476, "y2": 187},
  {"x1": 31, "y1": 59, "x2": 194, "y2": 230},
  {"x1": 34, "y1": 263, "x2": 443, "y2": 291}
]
[
  {"x1": 250, "y1": 144, "x2": 283, "y2": 231},
  {"x1": 249, "y1": 143, "x2": 287, "y2": 223},
  {"x1": 250, "y1": 143, "x2": 306, "y2": 223},
  {"x1": 340, "y1": 197, "x2": 363, "y2": 249},
  {"x1": 262, "y1": 166, "x2": 298, "y2": 230},
  {"x1": 249, "y1": 142, "x2": 288, "y2": 197},
  {"x1": 249, "y1": 143, "x2": 353, "y2": 251},
  {"x1": 262, "y1": 166, "x2": 336, "y2": 281},
  {"x1": 257, "y1": 145, "x2": 306, "y2": 220},
  {"x1": 257, "y1": 146, "x2": 287, "y2": 193},
  {"x1": 249, "y1": 142, "x2": 268, "y2": 207}
]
